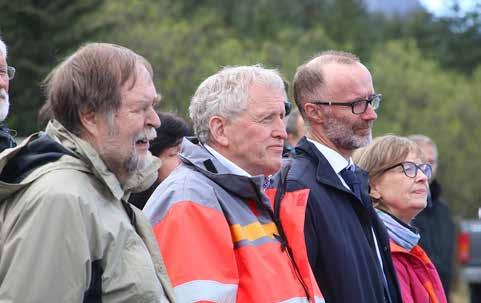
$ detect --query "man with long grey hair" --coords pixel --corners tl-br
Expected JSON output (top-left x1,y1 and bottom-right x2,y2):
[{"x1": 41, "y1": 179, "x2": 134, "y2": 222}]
[
  {"x1": 144, "y1": 65, "x2": 324, "y2": 302},
  {"x1": 0, "y1": 43, "x2": 174, "y2": 302},
  {"x1": 0, "y1": 36, "x2": 16, "y2": 151}
]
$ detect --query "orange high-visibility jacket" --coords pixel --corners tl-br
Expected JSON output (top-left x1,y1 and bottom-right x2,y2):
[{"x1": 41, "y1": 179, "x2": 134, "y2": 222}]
[{"x1": 144, "y1": 138, "x2": 324, "y2": 303}]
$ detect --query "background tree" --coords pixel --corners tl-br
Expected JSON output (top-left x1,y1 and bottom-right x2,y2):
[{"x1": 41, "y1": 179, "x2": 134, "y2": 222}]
[
  {"x1": 2, "y1": 0, "x2": 481, "y2": 218},
  {"x1": 0, "y1": 0, "x2": 109, "y2": 134}
]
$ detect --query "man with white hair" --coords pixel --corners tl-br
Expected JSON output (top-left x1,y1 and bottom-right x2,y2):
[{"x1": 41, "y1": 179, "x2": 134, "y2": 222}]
[
  {"x1": 144, "y1": 65, "x2": 324, "y2": 302},
  {"x1": 0, "y1": 36, "x2": 16, "y2": 151}
]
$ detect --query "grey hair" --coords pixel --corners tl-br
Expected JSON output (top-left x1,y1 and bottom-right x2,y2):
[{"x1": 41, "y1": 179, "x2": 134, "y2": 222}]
[
  {"x1": 189, "y1": 64, "x2": 285, "y2": 143},
  {"x1": 407, "y1": 134, "x2": 438, "y2": 160},
  {"x1": 0, "y1": 37, "x2": 7, "y2": 59}
]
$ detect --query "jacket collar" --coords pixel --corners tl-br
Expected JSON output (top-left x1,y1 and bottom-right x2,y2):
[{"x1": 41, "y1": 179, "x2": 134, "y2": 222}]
[
  {"x1": 295, "y1": 137, "x2": 370, "y2": 204},
  {"x1": 43, "y1": 120, "x2": 159, "y2": 200},
  {"x1": 179, "y1": 137, "x2": 267, "y2": 201}
]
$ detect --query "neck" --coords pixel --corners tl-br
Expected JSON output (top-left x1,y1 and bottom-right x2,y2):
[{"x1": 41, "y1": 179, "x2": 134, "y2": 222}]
[
  {"x1": 307, "y1": 128, "x2": 352, "y2": 160},
  {"x1": 206, "y1": 142, "x2": 259, "y2": 176}
]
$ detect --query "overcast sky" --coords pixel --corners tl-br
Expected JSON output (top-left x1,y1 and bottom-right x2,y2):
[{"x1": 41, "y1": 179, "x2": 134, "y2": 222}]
[{"x1": 420, "y1": 0, "x2": 479, "y2": 15}]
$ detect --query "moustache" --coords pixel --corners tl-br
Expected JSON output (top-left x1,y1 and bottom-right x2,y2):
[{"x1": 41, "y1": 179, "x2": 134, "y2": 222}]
[
  {"x1": 134, "y1": 127, "x2": 157, "y2": 143},
  {"x1": 0, "y1": 89, "x2": 8, "y2": 101}
]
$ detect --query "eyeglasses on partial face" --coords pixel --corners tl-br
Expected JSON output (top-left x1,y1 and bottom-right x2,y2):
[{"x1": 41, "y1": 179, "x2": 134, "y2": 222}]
[
  {"x1": 0, "y1": 66, "x2": 15, "y2": 80},
  {"x1": 310, "y1": 93, "x2": 382, "y2": 115},
  {"x1": 382, "y1": 161, "x2": 432, "y2": 180},
  {"x1": 284, "y1": 100, "x2": 292, "y2": 116}
]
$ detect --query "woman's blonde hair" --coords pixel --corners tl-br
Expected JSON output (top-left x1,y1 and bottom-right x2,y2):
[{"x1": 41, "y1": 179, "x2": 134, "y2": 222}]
[{"x1": 353, "y1": 134, "x2": 425, "y2": 206}]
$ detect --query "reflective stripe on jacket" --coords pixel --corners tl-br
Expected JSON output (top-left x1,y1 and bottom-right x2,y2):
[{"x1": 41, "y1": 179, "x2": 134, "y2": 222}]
[
  {"x1": 390, "y1": 241, "x2": 447, "y2": 303},
  {"x1": 144, "y1": 138, "x2": 324, "y2": 303}
]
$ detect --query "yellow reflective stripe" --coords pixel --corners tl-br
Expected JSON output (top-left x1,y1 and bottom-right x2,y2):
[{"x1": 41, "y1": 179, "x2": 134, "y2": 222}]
[{"x1": 230, "y1": 221, "x2": 278, "y2": 242}]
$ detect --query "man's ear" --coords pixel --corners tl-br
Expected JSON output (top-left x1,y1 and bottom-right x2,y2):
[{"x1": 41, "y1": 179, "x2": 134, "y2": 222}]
[
  {"x1": 303, "y1": 103, "x2": 324, "y2": 125},
  {"x1": 208, "y1": 115, "x2": 229, "y2": 147},
  {"x1": 79, "y1": 108, "x2": 100, "y2": 137}
]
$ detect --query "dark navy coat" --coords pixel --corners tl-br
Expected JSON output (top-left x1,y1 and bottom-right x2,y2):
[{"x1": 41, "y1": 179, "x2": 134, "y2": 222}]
[
  {"x1": 283, "y1": 137, "x2": 402, "y2": 303},
  {"x1": 0, "y1": 123, "x2": 16, "y2": 152}
]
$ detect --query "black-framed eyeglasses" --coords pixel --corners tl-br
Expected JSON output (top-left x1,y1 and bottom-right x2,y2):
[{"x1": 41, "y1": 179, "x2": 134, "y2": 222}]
[
  {"x1": 311, "y1": 93, "x2": 382, "y2": 115},
  {"x1": 284, "y1": 100, "x2": 292, "y2": 116},
  {"x1": 382, "y1": 161, "x2": 432, "y2": 180},
  {"x1": 0, "y1": 66, "x2": 15, "y2": 80}
]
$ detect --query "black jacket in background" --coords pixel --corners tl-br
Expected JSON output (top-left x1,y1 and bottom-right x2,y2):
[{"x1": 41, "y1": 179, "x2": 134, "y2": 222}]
[
  {"x1": 282, "y1": 137, "x2": 402, "y2": 303},
  {"x1": 412, "y1": 179, "x2": 455, "y2": 297},
  {"x1": 0, "y1": 123, "x2": 16, "y2": 152}
]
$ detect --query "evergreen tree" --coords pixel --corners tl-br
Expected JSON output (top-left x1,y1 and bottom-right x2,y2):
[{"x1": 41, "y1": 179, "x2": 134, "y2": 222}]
[{"x1": 0, "y1": 0, "x2": 109, "y2": 135}]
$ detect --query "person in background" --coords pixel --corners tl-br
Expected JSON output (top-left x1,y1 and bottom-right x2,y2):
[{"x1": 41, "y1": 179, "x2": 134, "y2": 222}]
[
  {"x1": 129, "y1": 112, "x2": 191, "y2": 209},
  {"x1": 283, "y1": 108, "x2": 305, "y2": 156},
  {"x1": 409, "y1": 134, "x2": 455, "y2": 299},
  {"x1": 0, "y1": 36, "x2": 16, "y2": 151},
  {"x1": 284, "y1": 50, "x2": 402, "y2": 303},
  {"x1": 144, "y1": 65, "x2": 323, "y2": 302},
  {"x1": 354, "y1": 134, "x2": 447, "y2": 303},
  {"x1": 0, "y1": 43, "x2": 175, "y2": 302},
  {"x1": 37, "y1": 101, "x2": 54, "y2": 130}
]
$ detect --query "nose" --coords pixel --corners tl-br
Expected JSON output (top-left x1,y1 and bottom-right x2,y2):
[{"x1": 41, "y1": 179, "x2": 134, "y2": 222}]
[
  {"x1": 416, "y1": 169, "x2": 429, "y2": 183},
  {"x1": 360, "y1": 104, "x2": 377, "y2": 121},
  {"x1": 273, "y1": 116, "x2": 288, "y2": 140},
  {"x1": 147, "y1": 107, "x2": 161, "y2": 129}
]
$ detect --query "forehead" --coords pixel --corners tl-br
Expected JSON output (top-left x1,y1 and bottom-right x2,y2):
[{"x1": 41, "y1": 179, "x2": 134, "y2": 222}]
[
  {"x1": 120, "y1": 65, "x2": 156, "y2": 102},
  {"x1": 404, "y1": 151, "x2": 423, "y2": 163},
  {"x1": 322, "y1": 62, "x2": 373, "y2": 100},
  {"x1": 0, "y1": 53, "x2": 6, "y2": 66},
  {"x1": 246, "y1": 82, "x2": 286, "y2": 109}
]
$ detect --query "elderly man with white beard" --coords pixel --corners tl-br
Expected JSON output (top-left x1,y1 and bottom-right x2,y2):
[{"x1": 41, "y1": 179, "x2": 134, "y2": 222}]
[{"x1": 0, "y1": 37, "x2": 16, "y2": 151}]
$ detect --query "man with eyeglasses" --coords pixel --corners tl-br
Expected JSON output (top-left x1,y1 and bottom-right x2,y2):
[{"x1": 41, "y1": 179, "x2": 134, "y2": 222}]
[
  {"x1": 280, "y1": 50, "x2": 402, "y2": 303},
  {"x1": 0, "y1": 37, "x2": 16, "y2": 152}
]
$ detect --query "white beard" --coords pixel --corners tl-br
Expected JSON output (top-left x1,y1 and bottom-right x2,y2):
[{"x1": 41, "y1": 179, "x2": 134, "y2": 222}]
[{"x1": 0, "y1": 89, "x2": 9, "y2": 122}]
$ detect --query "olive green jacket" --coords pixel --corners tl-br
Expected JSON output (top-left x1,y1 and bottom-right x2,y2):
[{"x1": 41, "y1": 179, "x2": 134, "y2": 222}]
[{"x1": 0, "y1": 120, "x2": 175, "y2": 302}]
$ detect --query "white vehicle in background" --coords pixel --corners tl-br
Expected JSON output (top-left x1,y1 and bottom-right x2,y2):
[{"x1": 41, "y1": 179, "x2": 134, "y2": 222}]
[{"x1": 458, "y1": 208, "x2": 481, "y2": 303}]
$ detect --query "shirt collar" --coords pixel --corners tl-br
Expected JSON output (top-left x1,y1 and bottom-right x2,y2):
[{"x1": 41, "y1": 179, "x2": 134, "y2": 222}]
[
  {"x1": 306, "y1": 138, "x2": 353, "y2": 173},
  {"x1": 204, "y1": 144, "x2": 252, "y2": 177}
]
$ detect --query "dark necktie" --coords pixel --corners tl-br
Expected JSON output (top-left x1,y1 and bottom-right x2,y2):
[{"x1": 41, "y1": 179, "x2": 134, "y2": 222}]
[
  {"x1": 341, "y1": 166, "x2": 392, "y2": 303},
  {"x1": 340, "y1": 166, "x2": 361, "y2": 200}
]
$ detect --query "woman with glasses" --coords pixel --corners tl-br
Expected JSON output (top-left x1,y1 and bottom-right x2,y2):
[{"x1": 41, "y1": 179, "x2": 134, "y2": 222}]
[{"x1": 353, "y1": 134, "x2": 447, "y2": 303}]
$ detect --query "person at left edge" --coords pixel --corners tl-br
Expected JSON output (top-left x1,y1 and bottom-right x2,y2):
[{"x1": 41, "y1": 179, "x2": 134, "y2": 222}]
[
  {"x1": 0, "y1": 36, "x2": 16, "y2": 151},
  {"x1": 0, "y1": 43, "x2": 175, "y2": 302},
  {"x1": 144, "y1": 65, "x2": 324, "y2": 303}
]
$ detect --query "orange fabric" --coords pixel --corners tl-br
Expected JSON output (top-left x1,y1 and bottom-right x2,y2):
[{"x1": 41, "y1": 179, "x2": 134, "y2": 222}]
[
  {"x1": 234, "y1": 242, "x2": 309, "y2": 302},
  {"x1": 153, "y1": 201, "x2": 238, "y2": 286},
  {"x1": 265, "y1": 188, "x2": 323, "y2": 300},
  {"x1": 153, "y1": 194, "x2": 324, "y2": 302}
]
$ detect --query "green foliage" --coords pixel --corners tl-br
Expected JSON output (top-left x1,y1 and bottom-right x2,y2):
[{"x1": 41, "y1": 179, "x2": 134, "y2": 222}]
[
  {"x1": 2, "y1": 0, "x2": 481, "y2": 217},
  {"x1": 370, "y1": 39, "x2": 481, "y2": 216},
  {"x1": 0, "y1": 0, "x2": 109, "y2": 134}
]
